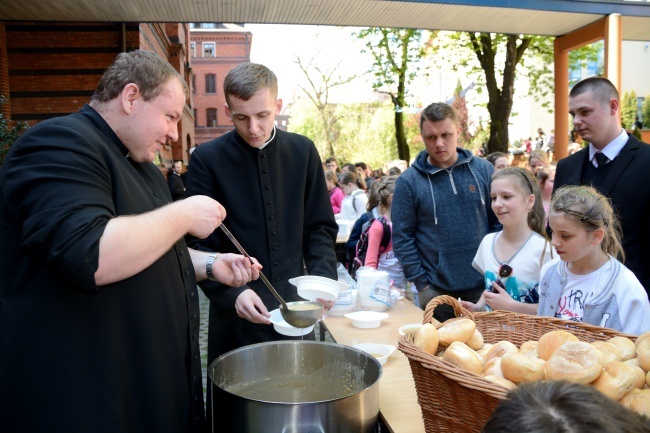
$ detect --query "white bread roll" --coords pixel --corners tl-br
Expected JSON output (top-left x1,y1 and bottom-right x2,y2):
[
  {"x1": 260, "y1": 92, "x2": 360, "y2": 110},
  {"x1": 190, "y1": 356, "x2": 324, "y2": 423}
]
[
  {"x1": 442, "y1": 341, "x2": 482, "y2": 375},
  {"x1": 636, "y1": 337, "x2": 650, "y2": 372},
  {"x1": 647, "y1": 370, "x2": 650, "y2": 388},
  {"x1": 485, "y1": 341, "x2": 519, "y2": 363},
  {"x1": 626, "y1": 358, "x2": 641, "y2": 369},
  {"x1": 484, "y1": 374, "x2": 517, "y2": 391},
  {"x1": 608, "y1": 336, "x2": 636, "y2": 361},
  {"x1": 538, "y1": 330, "x2": 579, "y2": 361},
  {"x1": 635, "y1": 331, "x2": 650, "y2": 348},
  {"x1": 544, "y1": 341, "x2": 604, "y2": 384},
  {"x1": 501, "y1": 351, "x2": 546, "y2": 384},
  {"x1": 437, "y1": 318, "x2": 476, "y2": 346},
  {"x1": 519, "y1": 340, "x2": 539, "y2": 358},
  {"x1": 592, "y1": 361, "x2": 636, "y2": 400},
  {"x1": 591, "y1": 341, "x2": 622, "y2": 365},
  {"x1": 482, "y1": 357, "x2": 504, "y2": 378},
  {"x1": 629, "y1": 364, "x2": 647, "y2": 389},
  {"x1": 476, "y1": 343, "x2": 494, "y2": 360},
  {"x1": 414, "y1": 323, "x2": 439, "y2": 355},
  {"x1": 619, "y1": 388, "x2": 650, "y2": 417},
  {"x1": 466, "y1": 329, "x2": 484, "y2": 350}
]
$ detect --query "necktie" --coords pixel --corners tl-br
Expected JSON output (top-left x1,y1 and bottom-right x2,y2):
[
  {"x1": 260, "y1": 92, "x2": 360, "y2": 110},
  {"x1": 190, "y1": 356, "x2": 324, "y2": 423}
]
[{"x1": 594, "y1": 151, "x2": 609, "y2": 167}]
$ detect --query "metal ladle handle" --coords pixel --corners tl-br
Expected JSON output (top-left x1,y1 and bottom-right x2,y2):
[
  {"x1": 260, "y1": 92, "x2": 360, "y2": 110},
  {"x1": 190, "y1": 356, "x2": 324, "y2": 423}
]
[{"x1": 219, "y1": 224, "x2": 289, "y2": 309}]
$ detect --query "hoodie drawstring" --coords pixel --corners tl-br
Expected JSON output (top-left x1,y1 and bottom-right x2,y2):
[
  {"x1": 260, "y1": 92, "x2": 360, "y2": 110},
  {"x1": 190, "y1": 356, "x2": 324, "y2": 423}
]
[{"x1": 426, "y1": 174, "x2": 438, "y2": 225}]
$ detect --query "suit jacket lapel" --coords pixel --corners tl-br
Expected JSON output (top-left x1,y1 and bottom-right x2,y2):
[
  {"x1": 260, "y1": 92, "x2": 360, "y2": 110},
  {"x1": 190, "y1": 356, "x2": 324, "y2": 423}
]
[
  {"x1": 601, "y1": 136, "x2": 638, "y2": 194},
  {"x1": 567, "y1": 148, "x2": 587, "y2": 185}
]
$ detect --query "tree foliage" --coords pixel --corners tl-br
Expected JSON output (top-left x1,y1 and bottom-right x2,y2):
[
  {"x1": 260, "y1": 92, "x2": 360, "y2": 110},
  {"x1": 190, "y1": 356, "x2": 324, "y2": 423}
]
[
  {"x1": 450, "y1": 80, "x2": 472, "y2": 146},
  {"x1": 354, "y1": 27, "x2": 425, "y2": 163},
  {"x1": 289, "y1": 98, "x2": 420, "y2": 169},
  {"x1": 621, "y1": 90, "x2": 638, "y2": 130},
  {"x1": 294, "y1": 53, "x2": 357, "y2": 158},
  {"x1": 643, "y1": 96, "x2": 650, "y2": 129},
  {"x1": 0, "y1": 96, "x2": 28, "y2": 167}
]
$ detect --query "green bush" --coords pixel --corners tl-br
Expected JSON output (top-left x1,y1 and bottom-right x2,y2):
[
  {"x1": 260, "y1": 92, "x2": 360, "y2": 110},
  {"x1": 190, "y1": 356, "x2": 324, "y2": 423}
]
[{"x1": 0, "y1": 96, "x2": 29, "y2": 167}]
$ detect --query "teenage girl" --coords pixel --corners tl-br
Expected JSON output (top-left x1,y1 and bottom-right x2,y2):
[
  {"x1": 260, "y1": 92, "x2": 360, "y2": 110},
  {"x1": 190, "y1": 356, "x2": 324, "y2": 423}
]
[
  {"x1": 538, "y1": 185, "x2": 650, "y2": 335},
  {"x1": 462, "y1": 167, "x2": 553, "y2": 313},
  {"x1": 527, "y1": 149, "x2": 550, "y2": 175},
  {"x1": 337, "y1": 170, "x2": 368, "y2": 221},
  {"x1": 362, "y1": 176, "x2": 405, "y2": 289},
  {"x1": 324, "y1": 170, "x2": 344, "y2": 214},
  {"x1": 536, "y1": 165, "x2": 556, "y2": 220}
]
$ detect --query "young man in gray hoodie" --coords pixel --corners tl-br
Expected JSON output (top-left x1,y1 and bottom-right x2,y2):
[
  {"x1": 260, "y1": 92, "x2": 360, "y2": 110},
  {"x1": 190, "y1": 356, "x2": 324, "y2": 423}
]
[{"x1": 392, "y1": 103, "x2": 501, "y2": 315}]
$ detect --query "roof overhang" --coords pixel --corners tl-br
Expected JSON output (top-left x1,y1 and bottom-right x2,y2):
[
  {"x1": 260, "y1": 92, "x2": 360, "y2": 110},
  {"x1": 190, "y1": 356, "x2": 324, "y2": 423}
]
[{"x1": 1, "y1": 0, "x2": 649, "y2": 40}]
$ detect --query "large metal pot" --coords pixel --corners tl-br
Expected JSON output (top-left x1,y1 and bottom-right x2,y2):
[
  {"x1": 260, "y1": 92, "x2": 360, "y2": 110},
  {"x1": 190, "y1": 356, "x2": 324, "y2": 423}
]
[{"x1": 208, "y1": 340, "x2": 382, "y2": 433}]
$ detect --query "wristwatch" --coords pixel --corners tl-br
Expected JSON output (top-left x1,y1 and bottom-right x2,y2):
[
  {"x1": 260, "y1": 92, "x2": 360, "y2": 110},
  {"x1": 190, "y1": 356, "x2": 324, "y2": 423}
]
[{"x1": 206, "y1": 253, "x2": 220, "y2": 281}]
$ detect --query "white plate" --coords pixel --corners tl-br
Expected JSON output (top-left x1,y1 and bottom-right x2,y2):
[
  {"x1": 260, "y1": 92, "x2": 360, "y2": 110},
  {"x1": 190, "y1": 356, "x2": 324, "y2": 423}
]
[
  {"x1": 398, "y1": 323, "x2": 422, "y2": 336},
  {"x1": 269, "y1": 309, "x2": 315, "y2": 337},
  {"x1": 344, "y1": 311, "x2": 390, "y2": 329},
  {"x1": 352, "y1": 343, "x2": 397, "y2": 365},
  {"x1": 289, "y1": 275, "x2": 349, "y2": 302}
]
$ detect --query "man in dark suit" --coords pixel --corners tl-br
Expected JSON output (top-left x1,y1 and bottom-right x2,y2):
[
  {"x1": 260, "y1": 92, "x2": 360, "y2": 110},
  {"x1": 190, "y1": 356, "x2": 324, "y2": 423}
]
[
  {"x1": 554, "y1": 76, "x2": 650, "y2": 297},
  {"x1": 167, "y1": 159, "x2": 185, "y2": 200}
]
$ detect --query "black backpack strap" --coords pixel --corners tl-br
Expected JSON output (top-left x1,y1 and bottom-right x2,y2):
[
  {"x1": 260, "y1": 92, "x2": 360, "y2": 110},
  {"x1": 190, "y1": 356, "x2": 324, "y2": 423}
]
[{"x1": 378, "y1": 218, "x2": 392, "y2": 250}]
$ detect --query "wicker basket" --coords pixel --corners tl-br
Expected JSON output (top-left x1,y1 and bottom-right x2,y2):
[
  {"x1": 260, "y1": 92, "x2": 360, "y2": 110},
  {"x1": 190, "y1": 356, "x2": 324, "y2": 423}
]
[{"x1": 398, "y1": 295, "x2": 636, "y2": 433}]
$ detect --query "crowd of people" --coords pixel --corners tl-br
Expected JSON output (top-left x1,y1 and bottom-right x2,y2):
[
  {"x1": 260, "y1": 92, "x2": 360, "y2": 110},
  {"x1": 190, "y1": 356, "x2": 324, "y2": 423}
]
[{"x1": 1, "y1": 49, "x2": 649, "y2": 432}]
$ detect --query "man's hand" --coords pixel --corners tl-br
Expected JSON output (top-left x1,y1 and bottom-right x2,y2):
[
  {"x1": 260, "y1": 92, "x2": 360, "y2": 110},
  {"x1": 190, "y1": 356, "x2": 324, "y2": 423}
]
[
  {"x1": 316, "y1": 298, "x2": 335, "y2": 311},
  {"x1": 179, "y1": 195, "x2": 227, "y2": 239},
  {"x1": 235, "y1": 289, "x2": 271, "y2": 324},
  {"x1": 213, "y1": 254, "x2": 262, "y2": 287}
]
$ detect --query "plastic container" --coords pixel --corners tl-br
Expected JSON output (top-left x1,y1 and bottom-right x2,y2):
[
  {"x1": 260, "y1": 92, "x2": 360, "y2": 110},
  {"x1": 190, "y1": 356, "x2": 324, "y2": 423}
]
[{"x1": 356, "y1": 268, "x2": 391, "y2": 312}]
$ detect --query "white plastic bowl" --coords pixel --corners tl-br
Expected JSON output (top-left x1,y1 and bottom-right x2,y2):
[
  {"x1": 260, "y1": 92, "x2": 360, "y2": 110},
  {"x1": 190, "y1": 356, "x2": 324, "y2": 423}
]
[
  {"x1": 352, "y1": 343, "x2": 397, "y2": 366},
  {"x1": 289, "y1": 275, "x2": 349, "y2": 302},
  {"x1": 344, "y1": 311, "x2": 389, "y2": 329},
  {"x1": 398, "y1": 323, "x2": 422, "y2": 337},
  {"x1": 269, "y1": 308, "x2": 315, "y2": 336}
]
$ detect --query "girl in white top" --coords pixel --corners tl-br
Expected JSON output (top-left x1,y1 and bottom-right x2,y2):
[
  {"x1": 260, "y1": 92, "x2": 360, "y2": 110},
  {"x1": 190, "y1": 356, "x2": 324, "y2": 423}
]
[
  {"x1": 462, "y1": 167, "x2": 553, "y2": 314},
  {"x1": 537, "y1": 186, "x2": 650, "y2": 335},
  {"x1": 337, "y1": 170, "x2": 368, "y2": 221}
]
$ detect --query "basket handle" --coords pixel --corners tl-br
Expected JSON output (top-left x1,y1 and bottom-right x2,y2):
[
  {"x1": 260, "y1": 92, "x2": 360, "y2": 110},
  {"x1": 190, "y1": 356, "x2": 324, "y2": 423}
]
[{"x1": 423, "y1": 295, "x2": 475, "y2": 326}]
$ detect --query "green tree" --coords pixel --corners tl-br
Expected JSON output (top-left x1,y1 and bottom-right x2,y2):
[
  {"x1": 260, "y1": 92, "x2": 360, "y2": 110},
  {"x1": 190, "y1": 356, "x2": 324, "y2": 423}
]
[
  {"x1": 0, "y1": 96, "x2": 28, "y2": 167},
  {"x1": 643, "y1": 96, "x2": 650, "y2": 128},
  {"x1": 450, "y1": 80, "x2": 472, "y2": 146},
  {"x1": 294, "y1": 53, "x2": 357, "y2": 158},
  {"x1": 355, "y1": 27, "x2": 425, "y2": 162},
  {"x1": 434, "y1": 33, "x2": 603, "y2": 154},
  {"x1": 621, "y1": 90, "x2": 638, "y2": 130}
]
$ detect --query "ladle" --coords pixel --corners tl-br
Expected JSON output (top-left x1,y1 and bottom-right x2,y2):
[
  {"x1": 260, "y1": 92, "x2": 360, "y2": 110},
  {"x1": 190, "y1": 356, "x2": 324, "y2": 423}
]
[{"x1": 219, "y1": 224, "x2": 324, "y2": 328}]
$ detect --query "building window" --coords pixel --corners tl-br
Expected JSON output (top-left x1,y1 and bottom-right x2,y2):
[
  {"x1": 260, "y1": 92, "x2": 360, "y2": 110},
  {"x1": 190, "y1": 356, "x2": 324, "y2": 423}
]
[
  {"x1": 194, "y1": 108, "x2": 198, "y2": 127},
  {"x1": 190, "y1": 42, "x2": 195, "y2": 57},
  {"x1": 192, "y1": 74, "x2": 196, "y2": 94},
  {"x1": 205, "y1": 74, "x2": 216, "y2": 94},
  {"x1": 207, "y1": 108, "x2": 217, "y2": 127},
  {"x1": 203, "y1": 42, "x2": 215, "y2": 57}
]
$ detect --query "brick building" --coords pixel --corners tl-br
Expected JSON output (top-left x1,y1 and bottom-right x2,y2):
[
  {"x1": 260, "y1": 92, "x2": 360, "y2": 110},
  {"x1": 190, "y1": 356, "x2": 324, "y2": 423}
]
[
  {"x1": 189, "y1": 23, "x2": 252, "y2": 145},
  {"x1": 0, "y1": 22, "x2": 194, "y2": 170}
]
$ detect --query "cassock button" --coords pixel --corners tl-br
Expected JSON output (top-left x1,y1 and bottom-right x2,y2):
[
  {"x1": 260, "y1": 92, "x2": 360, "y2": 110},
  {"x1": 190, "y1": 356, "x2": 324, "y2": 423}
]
[
  {"x1": 192, "y1": 314, "x2": 197, "y2": 320},
  {"x1": 189, "y1": 292, "x2": 195, "y2": 298},
  {"x1": 192, "y1": 334, "x2": 197, "y2": 340},
  {"x1": 260, "y1": 154, "x2": 266, "y2": 158},
  {"x1": 265, "y1": 185, "x2": 270, "y2": 190},
  {"x1": 272, "y1": 231, "x2": 276, "y2": 236},
  {"x1": 274, "y1": 261, "x2": 279, "y2": 266},
  {"x1": 273, "y1": 246, "x2": 278, "y2": 251},
  {"x1": 263, "y1": 169, "x2": 268, "y2": 173},
  {"x1": 185, "y1": 270, "x2": 190, "y2": 276},
  {"x1": 269, "y1": 216, "x2": 274, "y2": 220},
  {"x1": 268, "y1": 201, "x2": 272, "y2": 205},
  {"x1": 179, "y1": 250, "x2": 184, "y2": 256}
]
